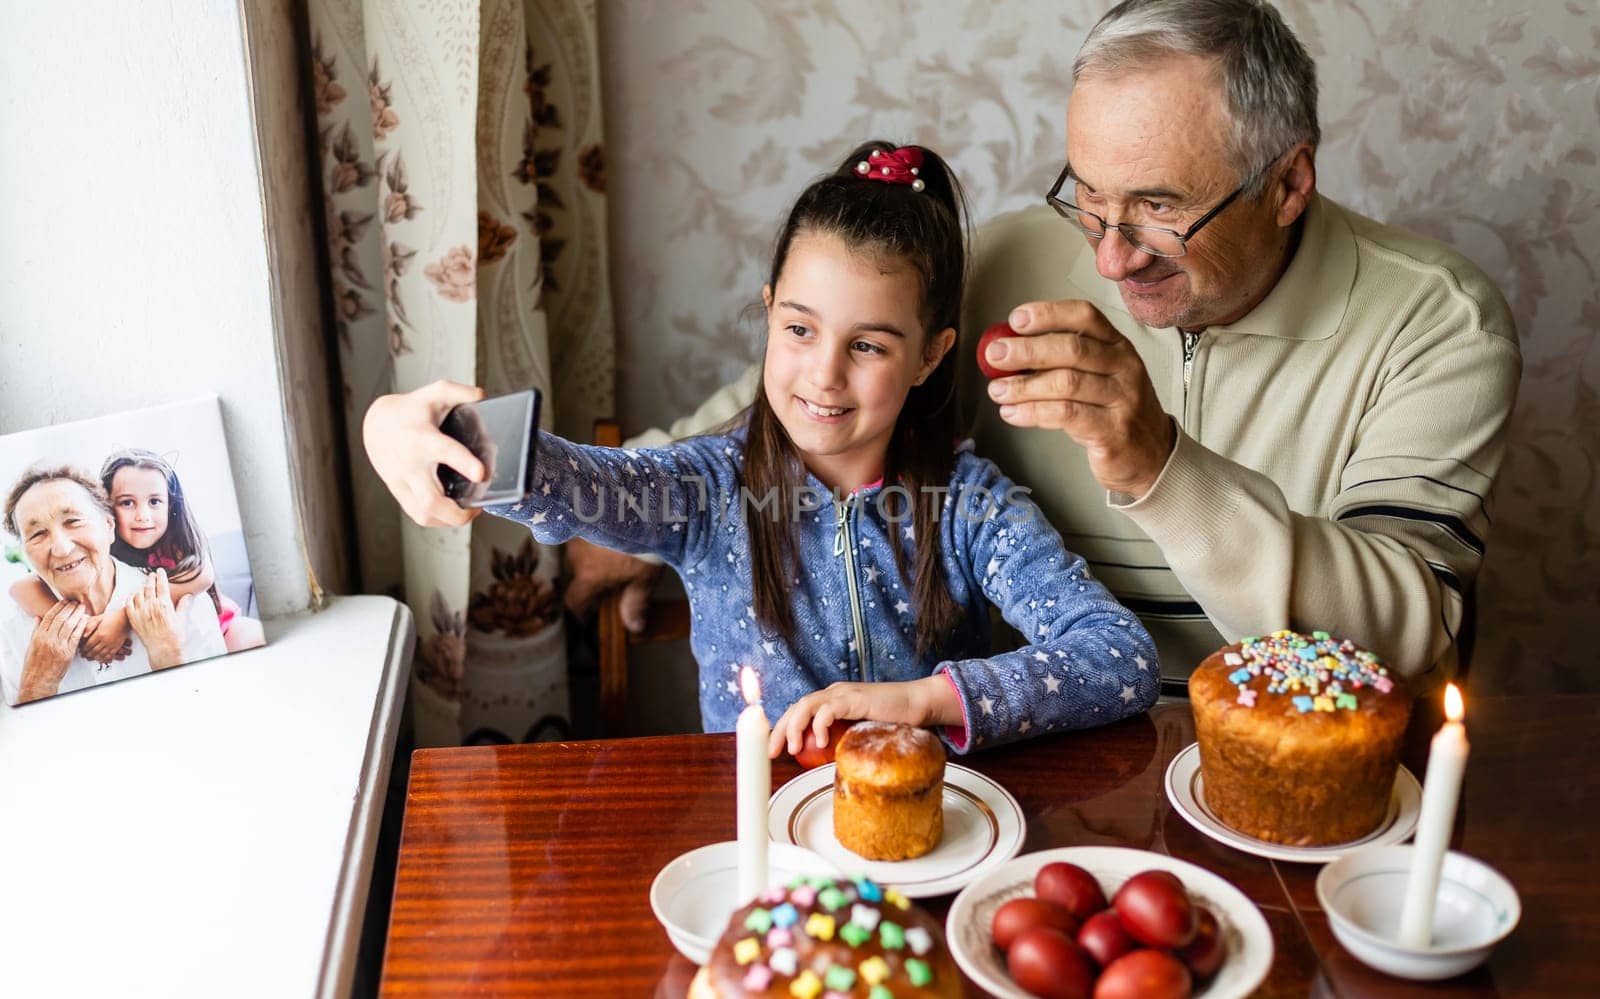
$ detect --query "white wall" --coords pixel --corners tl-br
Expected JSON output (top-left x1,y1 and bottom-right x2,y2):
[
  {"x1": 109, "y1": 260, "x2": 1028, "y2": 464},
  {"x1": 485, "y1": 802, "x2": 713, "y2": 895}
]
[{"x1": 0, "y1": 2, "x2": 313, "y2": 615}]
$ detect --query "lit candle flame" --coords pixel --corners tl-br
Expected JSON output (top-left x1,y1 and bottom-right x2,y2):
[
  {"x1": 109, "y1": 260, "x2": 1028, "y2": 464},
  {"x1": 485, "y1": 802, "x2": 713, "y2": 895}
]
[
  {"x1": 1444, "y1": 682, "x2": 1463, "y2": 722},
  {"x1": 740, "y1": 666, "x2": 761, "y2": 706}
]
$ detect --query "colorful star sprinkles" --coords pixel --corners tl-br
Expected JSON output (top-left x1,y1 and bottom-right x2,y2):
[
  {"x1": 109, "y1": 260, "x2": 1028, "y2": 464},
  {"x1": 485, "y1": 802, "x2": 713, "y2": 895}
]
[
  {"x1": 719, "y1": 876, "x2": 937, "y2": 995},
  {"x1": 1229, "y1": 630, "x2": 1392, "y2": 711}
]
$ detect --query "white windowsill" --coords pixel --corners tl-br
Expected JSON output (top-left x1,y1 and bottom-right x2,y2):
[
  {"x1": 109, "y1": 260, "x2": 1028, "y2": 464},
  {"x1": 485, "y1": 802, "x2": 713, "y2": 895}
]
[{"x1": 0, "y1": 594, "x2": 413, "y2": 999}]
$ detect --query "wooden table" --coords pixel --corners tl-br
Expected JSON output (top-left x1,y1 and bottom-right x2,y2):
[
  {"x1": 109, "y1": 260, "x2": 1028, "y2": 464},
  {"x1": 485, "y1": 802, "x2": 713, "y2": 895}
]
[{"x1": 380, "y1": 694, "x2": 1600, "y2": 996}]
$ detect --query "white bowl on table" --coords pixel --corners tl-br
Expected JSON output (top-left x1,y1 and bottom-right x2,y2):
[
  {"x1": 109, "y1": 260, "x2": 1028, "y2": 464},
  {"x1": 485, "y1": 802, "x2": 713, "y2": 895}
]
[
  {"x1": 945, "y1": 845, "x2": 1273, "y2": 999},
  {"x1": 650, "y1": 841, "x2": 839, "y2": 965},
  {"x1": 1315, "y1": 845, "x2": 1520, "y2": 980}
]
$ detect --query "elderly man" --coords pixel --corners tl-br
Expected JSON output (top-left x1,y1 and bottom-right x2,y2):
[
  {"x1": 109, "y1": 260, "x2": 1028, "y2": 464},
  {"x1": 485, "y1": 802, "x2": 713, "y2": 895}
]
[
  {"x1": 0, "y1": 467, "x2": 226, "y2": 705},
  {"x1": 560, "y1": 0, "x2": 1520, "y2": 686}
]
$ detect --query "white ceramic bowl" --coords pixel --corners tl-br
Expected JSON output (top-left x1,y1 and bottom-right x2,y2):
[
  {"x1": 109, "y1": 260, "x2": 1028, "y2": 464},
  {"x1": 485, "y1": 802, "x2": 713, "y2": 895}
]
[
  {"x1": 1316, "y1": 845, "x2": 1520, "y2": 980},
  {"x1": 649, "y1": 841, "x2": 840, "y2": 965},
  {"x1": 947, "y1": 846, "x2": 1273, "y2": 999}
]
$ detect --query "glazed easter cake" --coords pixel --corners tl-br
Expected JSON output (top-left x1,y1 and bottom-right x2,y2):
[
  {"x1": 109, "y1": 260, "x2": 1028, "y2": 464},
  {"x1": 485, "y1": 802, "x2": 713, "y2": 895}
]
[
  {"x1": 688, "y1": 875, "x2": 961, "y2": 999},
  {"x1": 1189, "y1": 629, "x2": 1414, "y2": 846},
  {"x1": 832, "y1": 722, "x2": 946, "y2": 862}
]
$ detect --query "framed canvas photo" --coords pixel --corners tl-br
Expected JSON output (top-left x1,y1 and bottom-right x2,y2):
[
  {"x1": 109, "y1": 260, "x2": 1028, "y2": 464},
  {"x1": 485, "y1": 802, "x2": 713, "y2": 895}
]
[{"x1": 0, "y1": 396, "x2": 264, "y2": 705}]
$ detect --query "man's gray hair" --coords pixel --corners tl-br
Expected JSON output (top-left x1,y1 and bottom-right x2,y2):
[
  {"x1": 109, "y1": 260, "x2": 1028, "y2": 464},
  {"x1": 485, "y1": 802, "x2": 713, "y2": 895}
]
[{"x1": 1074, "y1": 0, "x2": 1318, "y2": 198}]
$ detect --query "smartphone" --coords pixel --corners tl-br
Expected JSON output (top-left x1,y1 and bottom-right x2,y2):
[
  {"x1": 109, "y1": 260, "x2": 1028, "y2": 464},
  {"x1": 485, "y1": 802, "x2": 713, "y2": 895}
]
[{"x1": 436, "y1": 388, "x2": 542, "y2": 507}]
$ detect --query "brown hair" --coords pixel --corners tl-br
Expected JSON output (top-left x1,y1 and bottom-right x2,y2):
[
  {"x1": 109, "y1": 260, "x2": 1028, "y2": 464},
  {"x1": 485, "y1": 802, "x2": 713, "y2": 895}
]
[
  {"x1": 744, "y1": 140, "x2": 967, "y2": 657},
  {"x1": 4, "y1": 465, "x2": 112, "y2": 538}
]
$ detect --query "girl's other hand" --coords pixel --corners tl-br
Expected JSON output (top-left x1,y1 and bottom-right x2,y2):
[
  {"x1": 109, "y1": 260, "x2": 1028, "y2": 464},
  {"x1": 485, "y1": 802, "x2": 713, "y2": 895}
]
[
  {"x1": 766, "y1": 677, "x2": 955, "y2": 759},
  {"x1": 80, "y1": 611, "x2": 131, "y2": 663},
  {"x1": 363, "y1": 380, "x2": 488, "y2": 528}
]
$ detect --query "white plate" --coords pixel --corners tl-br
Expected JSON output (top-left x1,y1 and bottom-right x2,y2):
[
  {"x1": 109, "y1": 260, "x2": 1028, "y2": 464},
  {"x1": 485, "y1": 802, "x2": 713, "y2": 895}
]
[
  {"x1": 649, "y1": 841, "x2": 840, "y2": 965},
  {"x1": 767, "y1": 762, "x2": 1025, "y2": 898},
  {"x1": 946, "y1": 846, "x2": 1273, "y2": 999},
  {"x1": 1165, "y1": 742, "x2": 1422, "y2": 863}
]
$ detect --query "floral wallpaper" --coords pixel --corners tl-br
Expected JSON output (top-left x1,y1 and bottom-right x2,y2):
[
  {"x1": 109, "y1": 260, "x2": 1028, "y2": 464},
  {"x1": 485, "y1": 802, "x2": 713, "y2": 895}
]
[{"x1": 600, "y1": 1, "x2": 1600, "y2": 696}]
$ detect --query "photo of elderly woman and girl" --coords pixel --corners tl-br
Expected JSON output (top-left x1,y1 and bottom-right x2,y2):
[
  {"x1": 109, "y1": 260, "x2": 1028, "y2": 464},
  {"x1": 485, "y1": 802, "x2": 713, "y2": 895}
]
[{"x1": 0, "y1": 398, "x2": 264, "y2": 706}]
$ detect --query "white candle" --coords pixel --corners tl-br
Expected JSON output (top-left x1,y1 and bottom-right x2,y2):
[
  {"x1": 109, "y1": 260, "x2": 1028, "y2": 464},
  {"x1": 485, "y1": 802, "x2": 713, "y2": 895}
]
[
  {"x1": 1398, "y1": 683, "x2": 1470, "y2": 947},
  {"x1": 735, "y1": 666, "x2": 770, "y2": 903}
]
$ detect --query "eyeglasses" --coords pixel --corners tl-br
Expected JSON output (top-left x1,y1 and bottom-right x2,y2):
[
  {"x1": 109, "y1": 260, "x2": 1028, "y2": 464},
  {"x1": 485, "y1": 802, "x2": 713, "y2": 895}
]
[{"x1": 1045, "y1": 158, "x2": 1272, "y2": 257}]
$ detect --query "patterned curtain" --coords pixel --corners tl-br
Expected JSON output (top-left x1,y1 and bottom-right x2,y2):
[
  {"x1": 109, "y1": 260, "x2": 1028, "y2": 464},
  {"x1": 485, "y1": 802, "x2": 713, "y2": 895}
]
[{"x1": 309, "y1": 0, "x2": 615, "y2": 745}]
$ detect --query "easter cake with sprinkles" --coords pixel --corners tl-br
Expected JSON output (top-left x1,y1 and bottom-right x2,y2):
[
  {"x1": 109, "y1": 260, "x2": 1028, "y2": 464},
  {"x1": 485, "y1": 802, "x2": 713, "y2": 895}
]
[
  {"x1": 687, "y1": 875, "x2": 961, "y2": 999},
  {"x1": 1189, "y1": 629, "x2": 1414, "y2": 846}
]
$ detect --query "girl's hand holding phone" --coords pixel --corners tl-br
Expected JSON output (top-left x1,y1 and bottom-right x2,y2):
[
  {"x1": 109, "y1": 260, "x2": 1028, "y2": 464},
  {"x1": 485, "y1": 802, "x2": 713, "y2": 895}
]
[{"x1": 363, "y1": 380, "x2": 487, "y2": 528}]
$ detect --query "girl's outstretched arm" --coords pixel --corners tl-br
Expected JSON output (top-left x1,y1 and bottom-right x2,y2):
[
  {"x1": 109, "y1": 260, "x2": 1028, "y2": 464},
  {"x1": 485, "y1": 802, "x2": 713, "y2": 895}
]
[
  {"x1": 936, "y1": 454, "x2": 1160, "y2": 751},
  {"x1": 365, "y1": 379, "x2": 730, "y2": 568},
  {"x1": 9, "y1": 576, "x2": 56, "y2": 618},
  {"x1": 483, "y1": 431, "x2": 728, "y2": 572}
]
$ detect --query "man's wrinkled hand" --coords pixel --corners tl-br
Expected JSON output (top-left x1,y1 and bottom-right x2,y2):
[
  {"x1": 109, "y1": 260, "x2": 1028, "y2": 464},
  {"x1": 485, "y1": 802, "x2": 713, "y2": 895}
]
[{"x1": 986, "y1": 300, "x2": 1176, "y2": 499}]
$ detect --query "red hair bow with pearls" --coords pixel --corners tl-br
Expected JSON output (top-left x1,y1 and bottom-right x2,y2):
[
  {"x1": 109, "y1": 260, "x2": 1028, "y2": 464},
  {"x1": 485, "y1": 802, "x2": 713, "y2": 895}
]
[{"x1": 854, "y1": 146, "x2": 926, "y2": 192}]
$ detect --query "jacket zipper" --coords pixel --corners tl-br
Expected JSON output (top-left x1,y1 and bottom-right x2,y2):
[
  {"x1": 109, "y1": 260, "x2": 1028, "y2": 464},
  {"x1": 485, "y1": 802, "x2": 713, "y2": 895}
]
[
  {"x1": 1181, "y1": 330, "x2": 1203, "y2": 414},
  {"x1": 833, "y1": 495, "x2": 872, "y2": 682}
]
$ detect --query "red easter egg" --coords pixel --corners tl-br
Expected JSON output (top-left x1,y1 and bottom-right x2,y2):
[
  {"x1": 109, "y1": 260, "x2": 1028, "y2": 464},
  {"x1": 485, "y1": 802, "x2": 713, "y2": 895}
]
[
  {"x1": 1035, "y1": 862, "x2": 1108, "y2": 921},
  {"x1": 991, "y1": 897, "x2": 1080, "y2": 953},
  {"x1": 1006, "y1": 927, "x2": 1097, "y2": 999},
  {"x1": 977, "y1": 322, "x2": 1022, "y2": 379},
  {"x1": 1112, "y1": 870, "x2": 1197, "y2": 949},
  {"x1": 1093, "y1": 949, "x2": 1192, "y2": 999},
  {"x1": 1172, "y1": 906, "x2": 1226, "y2": 980},
  {"x1": 791, "y1": 719, "x2": 855, "y2": 769},
  {"x1": 1076, "y1": 909, "x2": 1136, "y2": 968}
]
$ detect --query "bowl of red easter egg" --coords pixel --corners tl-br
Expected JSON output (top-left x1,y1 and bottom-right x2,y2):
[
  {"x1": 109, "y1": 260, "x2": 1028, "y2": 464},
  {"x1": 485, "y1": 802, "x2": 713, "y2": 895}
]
[{"x1": 945, "y1": 846, "x2": 1272, "y2": 999}]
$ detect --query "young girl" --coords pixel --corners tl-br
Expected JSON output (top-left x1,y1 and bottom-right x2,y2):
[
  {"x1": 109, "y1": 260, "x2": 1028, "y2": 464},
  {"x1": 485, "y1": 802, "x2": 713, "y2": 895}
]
[
  {"x1": 364, "y1": 140, "x2": 1158, "y2": 754},
  {"x1": 9, "y1": 449, "x2": 265, "y2": 656}
]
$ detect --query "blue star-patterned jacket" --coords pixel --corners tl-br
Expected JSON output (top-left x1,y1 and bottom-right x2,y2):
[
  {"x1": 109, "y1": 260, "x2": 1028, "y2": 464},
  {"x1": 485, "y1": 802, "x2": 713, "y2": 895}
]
[{"x1": 489, "y1": 429, "x2": 1159, "y2": 751}]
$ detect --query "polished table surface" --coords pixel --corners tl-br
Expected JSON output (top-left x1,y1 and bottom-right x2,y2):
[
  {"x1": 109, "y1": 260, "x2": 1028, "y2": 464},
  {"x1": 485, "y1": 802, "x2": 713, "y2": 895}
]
[{"x1": 380, "y1": 694, "x2": 1600, "y2": 997}]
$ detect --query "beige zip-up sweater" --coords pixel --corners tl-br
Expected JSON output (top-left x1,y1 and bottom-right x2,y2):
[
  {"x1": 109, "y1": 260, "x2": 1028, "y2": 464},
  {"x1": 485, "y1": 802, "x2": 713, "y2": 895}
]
[{"x1": 628, "y1": 195, "x2": 1521, "y2": 684}]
